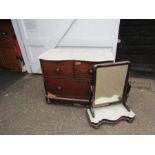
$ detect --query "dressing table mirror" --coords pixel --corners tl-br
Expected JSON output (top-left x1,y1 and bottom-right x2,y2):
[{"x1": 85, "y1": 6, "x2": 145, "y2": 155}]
[{"x1": 87, "y1": 61, "x2": 135, "y2": 128}]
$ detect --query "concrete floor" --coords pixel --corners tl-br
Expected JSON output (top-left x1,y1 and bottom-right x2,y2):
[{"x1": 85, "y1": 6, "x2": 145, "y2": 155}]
[
  {"x1": 0, "y1": 68, "x2": 25, "y2": 94},
  {"x1": 0, "y1": 72, "x2": 155, "y2": 134}
]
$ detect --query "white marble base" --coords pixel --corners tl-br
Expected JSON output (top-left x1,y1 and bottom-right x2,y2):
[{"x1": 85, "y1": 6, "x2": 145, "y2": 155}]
[{"x1": 87, "y1": 103, "x2": 135, "y2": 126}]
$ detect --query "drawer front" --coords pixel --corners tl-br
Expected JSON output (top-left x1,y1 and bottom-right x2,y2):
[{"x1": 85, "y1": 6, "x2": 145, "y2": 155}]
[
  {"x1": 0, "y1": 25, "x2": 14, "y2": 39},
  {"x1": 0, "y1": 48, "x2": 21, "y2": 71},
  {"x1": 41, "y1": 61, "x2": 73, "y2": 77},
  {"x1": 45, "y1": 78, "x2": 91, "y2": 99},
  {"x1": 0, "y1": 38, "x2": 14, "y2": 48},
  {"x1": 74, "y1": 61, "x2": 94, "y2": 79}
]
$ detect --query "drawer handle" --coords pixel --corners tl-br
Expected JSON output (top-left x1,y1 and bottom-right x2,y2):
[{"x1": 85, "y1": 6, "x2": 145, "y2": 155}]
[
  {"x1": 55, "y1": 67, "x2": 60, "y2": 72},
  {"x1": 89, "y1": 69, "x2": 93, "y2": 74},
  {"x1": 57, "y1": 86, "x2": 63, "y2": 91}
]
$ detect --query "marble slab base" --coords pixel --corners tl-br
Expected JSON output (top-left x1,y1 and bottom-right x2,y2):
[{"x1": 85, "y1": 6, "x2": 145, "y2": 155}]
[{"x1": 87, "y1": 103, "x2": 135, "y2": 128}]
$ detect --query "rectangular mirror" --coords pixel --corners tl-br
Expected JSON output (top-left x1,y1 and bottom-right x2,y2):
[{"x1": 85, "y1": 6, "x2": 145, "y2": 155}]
[{"x1": 92, "y1": 61, "x2": 130, "y2": 107}]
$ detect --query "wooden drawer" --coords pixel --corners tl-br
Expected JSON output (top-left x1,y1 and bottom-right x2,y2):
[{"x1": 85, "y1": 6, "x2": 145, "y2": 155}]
[
  {"x1": 0, "y1": 38, "x2": 14, "y2": 48},
  {"x1": 41, "y1": 61, "x2": 73, "y2": 77},
  {"x1": 0, "y1": 48, "x2": 21, "y2": 71},
  {"x1": 45, "y1": 78, "x2": 91, "y2": 99},
  {"x1": 74, "y1": 61, "x2": 94, "y2": 79},
  {"x1": 0, "y1": 51, "x2": 5, "y2": 67},
  {"x1": 0, "y1": 20, "x2": 15, "y2": 38},
  {"x1": 1, "y1": 48, "x2": 18, "y2": 63},
  {"x1": 74, "y1": 61, "x2": 113, "y2": 79}
]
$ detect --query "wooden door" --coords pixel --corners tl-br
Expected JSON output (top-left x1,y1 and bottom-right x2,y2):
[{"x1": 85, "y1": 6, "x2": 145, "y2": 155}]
[{"x1": 13, "y1": 19, "x2": 120, "y2": 73}]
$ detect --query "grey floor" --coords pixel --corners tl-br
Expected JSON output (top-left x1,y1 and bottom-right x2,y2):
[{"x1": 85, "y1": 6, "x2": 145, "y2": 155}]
[
  {"x1": 0, "y1": 70, "x2": 155, "y2": 134},
  {"x1": 0, "y1": 68, "x2": 25, "y2": 94}
]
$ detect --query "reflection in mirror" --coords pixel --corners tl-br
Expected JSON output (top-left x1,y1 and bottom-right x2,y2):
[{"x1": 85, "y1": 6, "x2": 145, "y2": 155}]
[{"x1": 94, "y1": 64, "x2": 128, "y2": 106}]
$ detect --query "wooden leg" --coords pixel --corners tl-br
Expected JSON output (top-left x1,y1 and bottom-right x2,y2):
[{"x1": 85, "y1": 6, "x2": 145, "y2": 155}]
[{"x1": 45, "y1": 96, "x2": 50, "y2": 104}]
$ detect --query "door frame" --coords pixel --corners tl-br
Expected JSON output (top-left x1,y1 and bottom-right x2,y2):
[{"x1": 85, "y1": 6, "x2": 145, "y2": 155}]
[{"x1": 11, "y1": 19, "x2": 32, "y2": 73}]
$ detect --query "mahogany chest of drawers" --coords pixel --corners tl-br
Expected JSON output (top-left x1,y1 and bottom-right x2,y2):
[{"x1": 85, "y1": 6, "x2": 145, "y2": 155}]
[{"x1": 39, "y1": 48, "x2": 114, "y2": 106}]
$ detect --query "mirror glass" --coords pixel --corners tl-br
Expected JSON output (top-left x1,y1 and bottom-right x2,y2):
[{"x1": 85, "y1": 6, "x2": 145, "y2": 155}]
[{"x1": 94, "y1": 64, "x2": 128, "y2": 107}]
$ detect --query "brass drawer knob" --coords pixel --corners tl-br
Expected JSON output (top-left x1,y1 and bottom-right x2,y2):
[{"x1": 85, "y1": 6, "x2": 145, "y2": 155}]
[
  {"x1": 57, "y1": 86, "x2": 62, "y2": 91},
  {"x1": 89, "y1": 69, "x2": 93, "y2": 73},
  {"x1": 55, "y1": 67, "x2": 60, "y2": 72}
]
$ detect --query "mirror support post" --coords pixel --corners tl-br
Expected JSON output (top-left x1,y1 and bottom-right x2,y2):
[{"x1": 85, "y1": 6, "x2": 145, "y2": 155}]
[
  {"x1": 123, "y1": 82, "x2": 131, "y2": 111},
  {"x1": 90, "y1": 107, "x2": 95, "y2": 118},
  {"x1": 89, "y1": 85, "x2": 95, "y2": 118}
]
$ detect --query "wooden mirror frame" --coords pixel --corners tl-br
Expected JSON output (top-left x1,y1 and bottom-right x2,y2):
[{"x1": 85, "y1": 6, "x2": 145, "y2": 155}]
[{"x1": 90, "y1": 61, "x2": 131, "y2": 109}]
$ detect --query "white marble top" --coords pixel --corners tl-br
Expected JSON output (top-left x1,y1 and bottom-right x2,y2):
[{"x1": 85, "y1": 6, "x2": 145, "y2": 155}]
[
  {"x1": 87, "y1": 103, "x2": 135, "y2": 123},
  {"x1": 39, "y1": 48, "x2": 115, "y2": 62}
]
